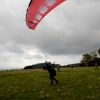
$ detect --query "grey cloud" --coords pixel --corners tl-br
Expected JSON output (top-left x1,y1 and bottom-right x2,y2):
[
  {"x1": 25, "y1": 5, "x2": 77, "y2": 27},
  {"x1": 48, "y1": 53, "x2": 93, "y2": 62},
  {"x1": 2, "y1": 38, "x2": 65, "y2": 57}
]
[
  {"x1": 6, "y1": 43, "x2": 24, "y2": 54},
  {"x1": 87, "y1": 0, "x2": 100, "y2": 2},
  {"x1": 0, "y1": 0, "x2": 100, "y2": 69},
  {"x1": 25, "y1": 54, "x2": 43, "y2": 59}
]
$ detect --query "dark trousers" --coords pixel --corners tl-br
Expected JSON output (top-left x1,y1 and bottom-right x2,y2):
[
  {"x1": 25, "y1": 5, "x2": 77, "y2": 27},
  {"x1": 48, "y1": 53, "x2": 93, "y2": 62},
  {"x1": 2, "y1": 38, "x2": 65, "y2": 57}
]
[{"x1": 50, "y1": 75, "x2": 58, "y2": 84}]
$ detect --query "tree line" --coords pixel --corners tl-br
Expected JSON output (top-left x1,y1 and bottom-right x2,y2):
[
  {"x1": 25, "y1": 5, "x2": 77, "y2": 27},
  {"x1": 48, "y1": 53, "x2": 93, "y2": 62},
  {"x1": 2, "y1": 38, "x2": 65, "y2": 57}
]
[
  {"x1": 24, "y1": 62, "x2": 59, "y2": 69},
  {"x1": 80, "y1": 48, "x2": 100, "y2": 66}
]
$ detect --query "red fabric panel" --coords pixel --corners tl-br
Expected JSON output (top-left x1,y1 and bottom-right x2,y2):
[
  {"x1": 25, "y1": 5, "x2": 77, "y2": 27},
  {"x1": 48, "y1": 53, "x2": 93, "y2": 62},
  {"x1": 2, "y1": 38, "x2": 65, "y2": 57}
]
[{"x1": 26, "y1": 0, "x2": 65, "y2": 30}]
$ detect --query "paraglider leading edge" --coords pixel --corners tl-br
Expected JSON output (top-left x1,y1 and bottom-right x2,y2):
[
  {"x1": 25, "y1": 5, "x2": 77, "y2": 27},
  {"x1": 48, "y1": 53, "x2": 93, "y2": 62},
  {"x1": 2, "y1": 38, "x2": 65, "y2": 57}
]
[{"x1": 26, "y1": 0, "x2": 66, "y2": 30}]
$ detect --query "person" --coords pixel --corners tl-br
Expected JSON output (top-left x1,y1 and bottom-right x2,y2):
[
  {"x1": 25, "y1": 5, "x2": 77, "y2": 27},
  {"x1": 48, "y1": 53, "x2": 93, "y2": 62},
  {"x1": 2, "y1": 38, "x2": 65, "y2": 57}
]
[
  {"x1": 71, "y1": 64, "x2": 74, "y2": 68},
  {"x1": 46, "y1": 63, "x2": 58, "y2": 85},
  {"x1": 42, "y1": 65, "x2": 46, "y2": 71},
  {"x1": 95, "y1": 63, "x2": 98, "y2": 70},
  {"x1": 57, "y1": 65, "x2": 60, "y2": 71}
]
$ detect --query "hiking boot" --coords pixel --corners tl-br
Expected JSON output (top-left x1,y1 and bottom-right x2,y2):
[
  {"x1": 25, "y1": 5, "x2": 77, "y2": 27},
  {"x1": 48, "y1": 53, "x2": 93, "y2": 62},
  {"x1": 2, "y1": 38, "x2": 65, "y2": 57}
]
[
  {"x1": 57, "y1": 81, "x2": 58, "y2": 85},
  {"x1": 51, "y1": 83, "x2": 53, "y2": 85}
]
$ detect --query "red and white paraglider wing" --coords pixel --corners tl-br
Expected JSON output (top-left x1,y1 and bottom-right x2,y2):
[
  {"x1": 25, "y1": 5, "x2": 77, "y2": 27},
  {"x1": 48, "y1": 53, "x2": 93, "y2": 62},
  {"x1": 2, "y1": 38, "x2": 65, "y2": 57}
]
[{"x1": 26, "y1": 0, "x2": 65, "y2": 30}]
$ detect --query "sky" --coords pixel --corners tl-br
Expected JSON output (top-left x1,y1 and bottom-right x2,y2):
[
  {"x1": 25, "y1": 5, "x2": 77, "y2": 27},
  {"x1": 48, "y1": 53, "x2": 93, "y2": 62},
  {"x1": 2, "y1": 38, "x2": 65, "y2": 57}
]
[{"x1": 0, "y1": 0, "x2": 100, "y2": 70}]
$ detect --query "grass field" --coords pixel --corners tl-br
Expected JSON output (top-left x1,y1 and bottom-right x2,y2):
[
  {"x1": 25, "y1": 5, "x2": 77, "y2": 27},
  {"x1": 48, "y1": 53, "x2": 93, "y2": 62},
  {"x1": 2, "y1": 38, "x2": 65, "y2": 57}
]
[{"x1": 0, "y1": 67, "x2": 100, "y2": 100}]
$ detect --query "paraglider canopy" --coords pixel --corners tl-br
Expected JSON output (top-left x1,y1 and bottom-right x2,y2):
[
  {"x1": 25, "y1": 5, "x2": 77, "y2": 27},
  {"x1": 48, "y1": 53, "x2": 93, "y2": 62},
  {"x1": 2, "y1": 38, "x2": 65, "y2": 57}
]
[{"x1": 26, "y1": 0, "x2": 65, "y2": 30}]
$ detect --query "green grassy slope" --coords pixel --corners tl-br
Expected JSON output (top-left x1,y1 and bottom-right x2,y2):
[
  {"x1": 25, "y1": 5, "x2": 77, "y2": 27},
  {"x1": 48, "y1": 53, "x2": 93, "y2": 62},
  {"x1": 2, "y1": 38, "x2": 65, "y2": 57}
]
[{"x1": 0, "y1": 67, "x2": 100, "y2": 100}]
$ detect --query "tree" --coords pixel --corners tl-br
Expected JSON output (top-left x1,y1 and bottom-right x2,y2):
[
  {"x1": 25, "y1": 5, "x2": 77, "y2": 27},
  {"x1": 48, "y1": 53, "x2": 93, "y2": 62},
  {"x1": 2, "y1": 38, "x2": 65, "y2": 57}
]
[
  {"x1": 90, "y1": 51, "x2": 98, "y2": 60},
  {"x1": 81, "y1": 53, "x2": 92, "y2": 64},
  {"x1": 98, "y1": 48, "x2": 100, "y2": 58}
]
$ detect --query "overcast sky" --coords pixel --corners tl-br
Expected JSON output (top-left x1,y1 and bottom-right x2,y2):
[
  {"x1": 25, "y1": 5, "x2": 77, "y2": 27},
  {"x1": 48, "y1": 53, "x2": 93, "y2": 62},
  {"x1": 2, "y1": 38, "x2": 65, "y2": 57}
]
[{"x1": 0, "y1": 0, "x2": 100, "y2": 70}]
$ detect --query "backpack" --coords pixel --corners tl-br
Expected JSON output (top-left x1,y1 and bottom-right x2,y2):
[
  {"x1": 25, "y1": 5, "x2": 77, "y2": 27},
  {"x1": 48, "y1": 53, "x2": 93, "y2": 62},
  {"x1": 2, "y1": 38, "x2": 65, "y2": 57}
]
[{"x1": 52, "y1": 69, "x2": 56, "y2": 76}]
